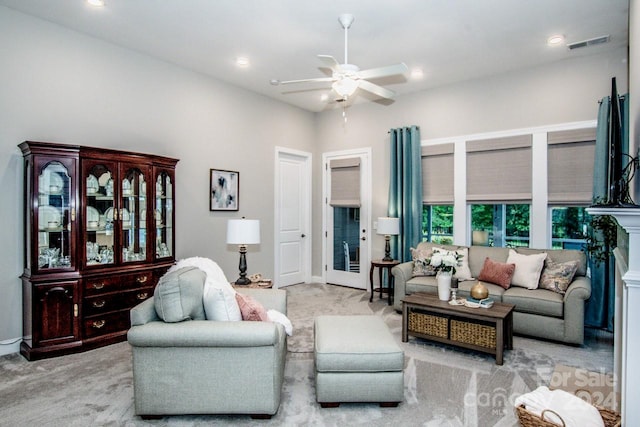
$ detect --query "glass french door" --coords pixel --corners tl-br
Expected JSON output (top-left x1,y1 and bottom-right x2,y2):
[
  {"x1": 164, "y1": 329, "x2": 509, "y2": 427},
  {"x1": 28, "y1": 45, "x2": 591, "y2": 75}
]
[{"x1": 324, "y1": 150, "x2": 370, "y2": 290}]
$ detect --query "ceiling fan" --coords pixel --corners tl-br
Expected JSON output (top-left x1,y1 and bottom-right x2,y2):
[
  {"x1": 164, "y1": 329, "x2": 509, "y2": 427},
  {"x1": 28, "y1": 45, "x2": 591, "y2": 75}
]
[{"x1": 271, "y1": 14, "x2": 409, "y2": 102}]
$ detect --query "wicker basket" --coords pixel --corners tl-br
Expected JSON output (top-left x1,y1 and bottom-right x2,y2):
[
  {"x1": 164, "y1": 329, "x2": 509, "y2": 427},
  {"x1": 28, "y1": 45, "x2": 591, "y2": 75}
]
[
  {"x1": 515, "y1": 404, "x2": 621, "y2": 427},
  {"x1": 450, "y1": 319, "x2": 496, "y2": 348},
  {"x1": 408, "y1": 310, "x2": 448, "y2": 338}
]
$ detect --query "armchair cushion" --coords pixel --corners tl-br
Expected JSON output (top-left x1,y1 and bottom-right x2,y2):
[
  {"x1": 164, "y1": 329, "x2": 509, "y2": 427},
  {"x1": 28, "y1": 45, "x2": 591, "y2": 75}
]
[{"x1": 153, "y1": 266, "x2": 206, "y2": 322}]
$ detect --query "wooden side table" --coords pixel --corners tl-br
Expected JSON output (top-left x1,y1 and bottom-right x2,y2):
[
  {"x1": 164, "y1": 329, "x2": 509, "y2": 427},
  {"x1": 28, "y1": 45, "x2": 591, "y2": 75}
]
[
  {"x1": 369, "y1": 259, "x2": 401, "y2": 305},
  {"x1": 232, "y1": 280, "x2": 273, "y2": 289}
]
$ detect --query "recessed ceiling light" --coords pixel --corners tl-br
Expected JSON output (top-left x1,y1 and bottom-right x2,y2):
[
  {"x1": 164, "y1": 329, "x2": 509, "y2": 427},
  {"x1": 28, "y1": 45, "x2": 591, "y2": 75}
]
[
  {"x1": 86, "y1": 0, "x2": 105, "y2": 7},
  {"x1": 547, "y1": 34, "x2": 565, "y2": 46},
  {"x1": 236, "y1": 57, "x2": 250, "y2": 67},
  {"x1": 410, "y1": 68, "x2": 424, "y2": 79}
]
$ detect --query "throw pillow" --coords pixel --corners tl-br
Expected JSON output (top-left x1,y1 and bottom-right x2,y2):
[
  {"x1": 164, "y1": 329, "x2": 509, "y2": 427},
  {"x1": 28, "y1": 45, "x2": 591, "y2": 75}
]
[
  {"x1": 411, "y1": 246, "x2": 436, "y2": 276},
  {"x1": 203, "y1": 279, "x2": 242, "y2": 321},
  {"x1": 154, "y1": 266, "x2": 206, "y2": 322},
  {"x1": 477, "y1": 257, "x2": 516, "y2": 289},
  {"x1": 539, "y1": 259, "x2": 580, "y2": 294},
  {"x1": 506, "y1": 249, "x2": 547, "y2": 290},
  {"x1": 235, "y1": 293, "x2": 269, "y2": 321}
]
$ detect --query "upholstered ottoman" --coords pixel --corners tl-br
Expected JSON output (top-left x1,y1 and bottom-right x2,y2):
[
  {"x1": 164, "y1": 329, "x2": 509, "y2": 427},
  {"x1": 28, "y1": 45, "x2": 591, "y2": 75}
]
[{"x1": 314, "y1": 315, "x2": 404, "y2": 407}]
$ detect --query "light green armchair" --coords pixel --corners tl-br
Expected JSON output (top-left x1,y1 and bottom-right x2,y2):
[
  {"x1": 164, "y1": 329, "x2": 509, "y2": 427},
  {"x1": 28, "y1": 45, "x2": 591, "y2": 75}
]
[{"x1": 127, "y1": 287, "x2": 287, "y2": 419}]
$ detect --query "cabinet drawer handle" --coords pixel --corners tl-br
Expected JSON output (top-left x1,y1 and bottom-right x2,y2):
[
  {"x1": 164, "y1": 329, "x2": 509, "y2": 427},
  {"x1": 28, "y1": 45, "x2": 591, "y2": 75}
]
[
  {"x1": 91, "y1": 320, "x2": 106, "y2": 329},
  {"x1": 92, "y1": 282, "x2": 105, "y2": 290},
  {"x1": 136, "y1": 276, "x2": 148, "y2": 284},
  {"x1": 92, "y1": 300, "x2": 106, "y2": 308},
  {"x1": 136, "y1": 292, "x2": 148, "y2": 300}
]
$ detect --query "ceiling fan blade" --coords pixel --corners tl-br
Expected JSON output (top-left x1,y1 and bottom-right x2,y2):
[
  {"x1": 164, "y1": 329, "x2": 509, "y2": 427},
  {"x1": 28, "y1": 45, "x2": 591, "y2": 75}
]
[
  {"x1": 317, "y1": 55, "x2": 343, "y2": 71},
  {"x1": 357, "y1": 63, "x2": 408, "y2": 80},
  {"x1": 278, "y1": 77, "x2": 336, "y2": 85},
  {"x1": 358, "y1": 79, "x2": 396, "y2": 99}
]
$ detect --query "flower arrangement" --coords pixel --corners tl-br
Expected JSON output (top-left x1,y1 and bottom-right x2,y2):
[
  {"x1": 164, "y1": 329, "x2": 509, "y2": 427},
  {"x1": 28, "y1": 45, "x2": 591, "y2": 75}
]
[{"x1": 429, "y1": 249, "x2": 462, "y2": 275}]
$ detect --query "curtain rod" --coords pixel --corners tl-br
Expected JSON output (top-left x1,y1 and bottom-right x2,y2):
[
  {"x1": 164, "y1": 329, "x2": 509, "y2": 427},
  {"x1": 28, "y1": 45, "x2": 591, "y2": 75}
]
[{"x1": 387, "y1": 126, "x2": 420, "y2": 134}]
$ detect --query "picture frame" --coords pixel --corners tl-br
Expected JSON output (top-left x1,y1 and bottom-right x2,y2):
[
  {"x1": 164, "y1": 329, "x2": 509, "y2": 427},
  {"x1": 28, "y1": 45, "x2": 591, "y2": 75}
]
[{"x1": 210, "y1": 169, "x2": 239, "y2": 211}]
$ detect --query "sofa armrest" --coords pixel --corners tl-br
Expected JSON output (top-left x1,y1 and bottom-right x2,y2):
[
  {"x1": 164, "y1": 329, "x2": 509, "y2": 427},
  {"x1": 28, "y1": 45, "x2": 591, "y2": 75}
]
[
  {"x1": 392, "y1": 261, "x2": 414, "y2": 311},
  {"x1": 128, "y1": 319, "x2": 283, "y2": 348},
  {"x1": 130, "y1": 297, "x2": 160, "y2": 326},
  {"x1": 237, "y1": 288, "x2": 287, "y2": 314},
  {"x1": 563, "y1": 276, "x2": 591, "y2": 303}
]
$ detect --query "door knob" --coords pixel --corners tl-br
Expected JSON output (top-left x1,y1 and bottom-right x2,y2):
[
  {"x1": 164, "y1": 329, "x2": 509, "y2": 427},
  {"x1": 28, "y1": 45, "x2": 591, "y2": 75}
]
[{"x1": 301, "y1": 234, "x2": 306, "y2": 238}]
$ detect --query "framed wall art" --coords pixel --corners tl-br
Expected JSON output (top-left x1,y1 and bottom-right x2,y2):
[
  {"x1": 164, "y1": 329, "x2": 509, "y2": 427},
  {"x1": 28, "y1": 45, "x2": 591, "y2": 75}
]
[{"x1": 210, "y1": 169, "x2": 239, "y2": 211}]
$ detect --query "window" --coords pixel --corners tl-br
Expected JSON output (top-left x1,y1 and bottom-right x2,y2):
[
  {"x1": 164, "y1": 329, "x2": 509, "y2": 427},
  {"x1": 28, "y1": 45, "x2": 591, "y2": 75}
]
[
  {"x1": 422, "y1": 205, "x2": 453, "y2": 245},
  {"x1": 550, "y1": 206, "x2": 589, "y2": 250},
  {"x1": 471, "y1": 204, "x2": 530, "y2": 247}
]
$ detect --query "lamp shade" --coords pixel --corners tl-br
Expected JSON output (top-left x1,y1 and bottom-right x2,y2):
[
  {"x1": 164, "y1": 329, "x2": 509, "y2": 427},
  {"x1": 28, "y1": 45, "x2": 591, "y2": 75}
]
[
  {"x1": 226, "y1": 219, "x2": 260, "y2": 245},
  {"x1": 377, "y1": 217, "x2": 400, "y2": 235}
]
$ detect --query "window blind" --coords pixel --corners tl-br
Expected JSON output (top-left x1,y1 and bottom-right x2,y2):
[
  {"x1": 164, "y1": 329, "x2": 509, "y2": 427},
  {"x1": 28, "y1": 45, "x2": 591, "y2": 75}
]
[
  {"x1": 329, "y1": 158, "x2": 361, "y2": 207},
  {"x1": 547, "y1": 128, "x2": 596, "y2": 205},
  {"x1": 466, "y1": 135, "x2": 532, "y2": 203},
  {"x1": 422, "y1": 143, "x2": 454, "y2": 204}
]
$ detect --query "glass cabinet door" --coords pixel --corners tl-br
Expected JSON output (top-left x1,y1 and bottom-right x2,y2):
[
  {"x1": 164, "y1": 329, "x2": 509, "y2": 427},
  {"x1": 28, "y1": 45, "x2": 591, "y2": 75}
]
[
  {"x1": 155, "y1": 170, "x2": 174, "y2": 259},
  {"x1": 120, "y1": 164, "x2": 150, "y2": 263},
  {"x1": 36, "y1": 161, "x2": 74, "y2": 271},
  {"x1": 83, "y1": 162, "x2": 116, "y2": 267}
]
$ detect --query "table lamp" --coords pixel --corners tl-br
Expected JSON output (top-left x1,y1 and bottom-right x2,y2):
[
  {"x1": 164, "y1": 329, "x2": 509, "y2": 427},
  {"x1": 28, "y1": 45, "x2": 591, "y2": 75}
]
[
  {"x1": 377, "y1": 217, "x2": 400, "y2": 262},
  {"x1": 227, "y1": 218, "x2": 260, "y2": 285}
]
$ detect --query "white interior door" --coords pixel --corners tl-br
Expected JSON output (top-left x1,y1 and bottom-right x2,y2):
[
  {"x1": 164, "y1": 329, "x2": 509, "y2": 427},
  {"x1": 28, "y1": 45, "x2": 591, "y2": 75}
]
[
  {"x1": 323, "y1": 149, "x2": 371, "y2": 290},
  {"x1": 274, "y1": 148, "x2": 311, "y2": 287}
]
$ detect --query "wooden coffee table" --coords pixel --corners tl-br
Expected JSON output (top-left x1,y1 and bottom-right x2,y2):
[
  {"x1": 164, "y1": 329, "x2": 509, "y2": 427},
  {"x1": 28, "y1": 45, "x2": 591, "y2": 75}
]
[{"x1": 402, "y1": 292, "x2": 514, "y2": 365}]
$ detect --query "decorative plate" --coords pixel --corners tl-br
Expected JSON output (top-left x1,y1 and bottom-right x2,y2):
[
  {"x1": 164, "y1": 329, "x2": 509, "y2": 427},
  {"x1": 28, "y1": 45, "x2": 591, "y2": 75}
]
[
  {"x1": 86, "y1": 206, "x2": 100, "y2": 225},
  {"x1": 86, "y1": 174, "x2": 99, "y2": 194},
  {"x1": 38, "y1": 205, "x2": 62, "y2": 228}
]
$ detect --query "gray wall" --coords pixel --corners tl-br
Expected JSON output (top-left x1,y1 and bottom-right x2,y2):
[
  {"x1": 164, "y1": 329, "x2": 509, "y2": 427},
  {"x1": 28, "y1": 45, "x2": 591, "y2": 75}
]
[
  {"x1": 0, "y1": 7, "x2": 315, "y2": 346},
  {"x1": 312, "y1": 48, "x2": 628, "y2": 276}
]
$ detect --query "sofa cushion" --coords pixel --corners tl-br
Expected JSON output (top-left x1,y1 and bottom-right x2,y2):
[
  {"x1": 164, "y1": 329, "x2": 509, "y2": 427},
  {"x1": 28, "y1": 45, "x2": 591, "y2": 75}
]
[
  {"x1": 478, "y1": 257, "x2": 515, "y2": 289},
  {"x1": 468, "y1": 246, "x2": 510, "y2": 278},
  {"x1": 154, "y1": 266, "x2": 206, "y2": 323},
  {"x1": 458, "y1": 280, "x2": 506, "y2": 299},
  {"x1": 539, "y1": 260, "x2": 580, "y2": 294},
  {"x1": 406, "y1": 275, "x2": 438, "y2": 294},
  {"x1": 506, "y1": 249, "x2": 547, "y2": 290},
  {"x1": 203, "y1": 279, "x2": 242, "y2": 321},
  {"x1": 516, "y1": 248, "x2": 587, "y2": 277},
  {"x1": 502, "y1": 287, "x2": 564, "y2": 318},
  {"x1": 236, "y1": 292, "x2": 269, "y2": 321}
]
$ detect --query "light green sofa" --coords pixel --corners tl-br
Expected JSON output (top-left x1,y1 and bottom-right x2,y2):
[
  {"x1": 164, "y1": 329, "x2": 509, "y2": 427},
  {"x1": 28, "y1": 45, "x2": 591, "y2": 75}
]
[
  {"x1": 392, "y1": 242, "x2": 591, "y2": 345},
  {"x1": 127, "y1": 286, "x2": 287, "y2": 419}
]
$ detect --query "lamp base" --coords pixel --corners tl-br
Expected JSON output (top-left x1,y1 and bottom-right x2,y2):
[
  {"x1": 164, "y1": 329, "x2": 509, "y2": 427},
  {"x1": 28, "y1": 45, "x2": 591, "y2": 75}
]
[
  {"x1": 234, "y1": 276, "x2": 251, "y2": 285},
  {"x1": 382, "y1": 235, "x2": 393, "y2": 262}
]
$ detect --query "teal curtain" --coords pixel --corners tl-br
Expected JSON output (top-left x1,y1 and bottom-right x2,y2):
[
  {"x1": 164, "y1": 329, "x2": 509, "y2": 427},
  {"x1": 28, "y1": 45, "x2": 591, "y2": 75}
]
[
  {"x1": 388, "y1": 126, "x2": 423, "y2": 262},
  {"x1": 585, "y1": 94, "x2": 628, "y2": 331}
]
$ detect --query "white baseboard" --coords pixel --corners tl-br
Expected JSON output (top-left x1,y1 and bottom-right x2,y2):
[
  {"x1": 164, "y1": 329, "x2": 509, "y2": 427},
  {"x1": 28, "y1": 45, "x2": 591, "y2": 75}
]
[
  {"x1": 0, "y1": 338, "x2": 21, "y2": 357},
  {"x1": 311, "y1": 275, "x2": 324, "y2": 284}
]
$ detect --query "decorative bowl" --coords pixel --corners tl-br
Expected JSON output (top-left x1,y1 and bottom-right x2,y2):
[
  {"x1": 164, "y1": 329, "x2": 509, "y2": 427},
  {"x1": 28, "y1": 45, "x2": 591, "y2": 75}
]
[{"x1": 470, "y1": 282, "x2": 489, "y2": 300}]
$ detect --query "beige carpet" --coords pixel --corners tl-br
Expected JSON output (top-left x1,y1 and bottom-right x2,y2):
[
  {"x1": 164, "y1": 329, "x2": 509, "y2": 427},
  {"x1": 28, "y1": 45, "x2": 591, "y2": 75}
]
[{"x1": 0, "y1": 283, "x2": 614, "y2": 426}]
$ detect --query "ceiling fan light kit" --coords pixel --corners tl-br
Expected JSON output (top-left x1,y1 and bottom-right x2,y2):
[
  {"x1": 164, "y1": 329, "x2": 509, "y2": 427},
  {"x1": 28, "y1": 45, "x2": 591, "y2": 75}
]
[{"x1": 272, "y1": 13, "x2": 408, "y2": 104}]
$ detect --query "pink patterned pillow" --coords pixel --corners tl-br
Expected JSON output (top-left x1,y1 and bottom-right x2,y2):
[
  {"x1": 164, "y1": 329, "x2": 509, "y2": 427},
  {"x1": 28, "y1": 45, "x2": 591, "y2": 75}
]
[
  {"x1": 235, "y1": 293, "x2": 268, "y2": 321},
  {"x1": 478, "y1": 257, "x2": 516, "y2": 289}
]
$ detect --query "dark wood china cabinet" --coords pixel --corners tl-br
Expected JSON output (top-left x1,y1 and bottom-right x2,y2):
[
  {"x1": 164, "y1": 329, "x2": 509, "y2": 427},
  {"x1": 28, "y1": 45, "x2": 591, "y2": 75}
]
[{"x1": 19, "y1": 141, "x2": 178, "y2": 360}]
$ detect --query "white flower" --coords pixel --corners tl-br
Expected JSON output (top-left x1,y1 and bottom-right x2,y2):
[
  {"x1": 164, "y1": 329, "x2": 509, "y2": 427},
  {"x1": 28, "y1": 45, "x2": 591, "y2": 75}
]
[
  {"x1": 442, "y1": 253, "x2": 458, "y2": 267},
  {"x1": 429, "y1": 253, "x2": 442, "y2": 267}
]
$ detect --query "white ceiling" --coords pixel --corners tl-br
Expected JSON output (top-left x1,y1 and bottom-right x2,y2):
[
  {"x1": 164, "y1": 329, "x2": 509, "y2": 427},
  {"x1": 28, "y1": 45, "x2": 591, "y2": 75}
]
[{"x1": 0, "y1": 0, "x2": 629, "y2": 112}]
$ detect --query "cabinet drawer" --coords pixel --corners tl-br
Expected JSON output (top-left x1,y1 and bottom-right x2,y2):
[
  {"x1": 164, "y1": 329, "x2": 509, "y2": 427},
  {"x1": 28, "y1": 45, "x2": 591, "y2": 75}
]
[
  {"x1": 83, "y1": 310, "x2": 131, "y2": 339},
  {"x1": 84, "y1": 271, "x2": 155, "y2": 296},
  {"x1": 84, "y1": 286, "x2": 154, "y2": 316}
]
